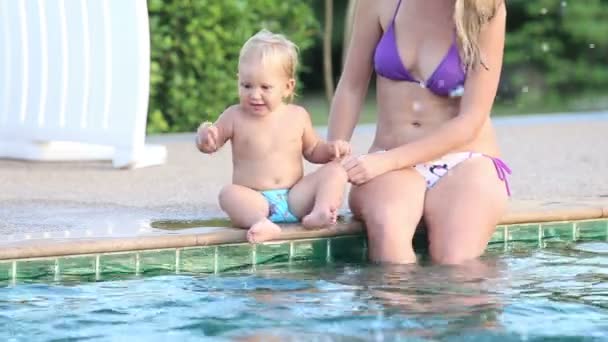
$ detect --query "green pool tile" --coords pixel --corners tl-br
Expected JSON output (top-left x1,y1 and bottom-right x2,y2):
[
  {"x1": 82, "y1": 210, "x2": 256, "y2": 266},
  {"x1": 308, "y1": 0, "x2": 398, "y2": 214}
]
[
  {"x1": 330, "y1": 236, "x2": 367, "y2": 262},
  {"x1": 577, "y1": 220, "x2": 608, "y2": 241},
  {"x1": 506, "y1": 224, "x2": 541, "y2": 242},
  {"x1": 289, "y1": 240, "x2": 313, "y2": 260},
  {"x1": 310, "y1": 239, "x2": 332, "y2": 261},
  {"x1": 1, "y1": 218, "x2": 604, "y2": 286},
  {"x1": 504, "y1": 239, "x2": 543, "y2": 253},
  {"x1": 217, "y1": 244, "x2": 254, "y2": 272},
  {"x1": 0, "y1": 262, "x2": 12, "y2": 287},
  {"x1": 59, "y1": 256, "x2": 97, "y2": 282},
  {"x1": 289, "y1": 239, "x2": 328, "y2": 261},
  {"x1": 16, "y1": 259, "x2": 57, "y2": 283},
  {"x1": 484, "y1": 241, "x2": 507, "y2": 253},
  {"x1": 489, "y1": 226, "x2": 506, "y2": 244},
  {"x1": 0, "y1": 262, "x2": 11, "y2": 281},
  {"x1": 255, "y1": 243, "x2": 290, "y2": 265},
  {"x1": 139, "y1": 250, "x2": 177, "y2": 276},
  {"x1": 541, "y1": 239, "x2": 576, "y2": 249},
  {"x1": 179, "y1": 247, "x2": 217, "y2": 274},
  {"x1": 542, "y1": 222, "x2": 576, "y2": 242},
  {"x1": 99, "y1": 253, "x2": 137, "y2": 278}
]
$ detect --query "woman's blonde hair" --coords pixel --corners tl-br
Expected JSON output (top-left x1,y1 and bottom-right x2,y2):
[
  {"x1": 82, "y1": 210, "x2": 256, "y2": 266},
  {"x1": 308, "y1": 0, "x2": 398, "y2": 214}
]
[
  {"x1": 454, "y1": 0, "x2": 503, "y2": 70},
  {"x1": 239, "y1": 29, "x2": 299, "y2": 80}
]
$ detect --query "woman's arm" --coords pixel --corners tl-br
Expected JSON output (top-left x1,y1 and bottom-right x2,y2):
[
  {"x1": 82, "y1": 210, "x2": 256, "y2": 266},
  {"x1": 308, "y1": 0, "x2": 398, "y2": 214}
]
[
  {"x1": 327, "y1": 1, "x2": 382, "y2": 142},
  {"x1": 385, "y1": 2, "x2": 507, "y2": 170}
]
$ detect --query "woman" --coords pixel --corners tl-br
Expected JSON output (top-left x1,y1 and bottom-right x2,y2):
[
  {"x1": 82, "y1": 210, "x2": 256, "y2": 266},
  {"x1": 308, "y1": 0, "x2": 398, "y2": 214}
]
[{"x1": 328, "y1": 0, "x2": 511, "y2": 264}]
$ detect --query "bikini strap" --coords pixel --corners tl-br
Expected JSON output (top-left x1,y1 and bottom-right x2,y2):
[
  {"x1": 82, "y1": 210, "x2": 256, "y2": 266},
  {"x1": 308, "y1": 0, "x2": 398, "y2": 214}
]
[
  {"x1": 487, "y1": 156, "x2": 513, "y2": 197},
  {"x1": 392, "y1": 0, "x2": 403, "y2": 22}
]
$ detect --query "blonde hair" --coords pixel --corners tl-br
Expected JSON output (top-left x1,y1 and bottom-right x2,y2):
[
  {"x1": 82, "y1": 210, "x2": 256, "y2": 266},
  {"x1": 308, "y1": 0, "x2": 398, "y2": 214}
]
[
  {"x1": 239, "y1": 29, "x2": 299, "y2": 80},
  {"x1": 454, "y1": 0, "x2": 503, "y2": 70}
]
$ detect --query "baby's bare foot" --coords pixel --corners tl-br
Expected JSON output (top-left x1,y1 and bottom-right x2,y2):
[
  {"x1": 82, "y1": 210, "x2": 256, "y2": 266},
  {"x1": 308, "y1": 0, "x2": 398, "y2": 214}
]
[
  {"x1": 302, "y1": 207, "x2": 337, "y2": 229},
  {"x1": 247, "y1": 219, "x2": 282, "y2": 244}
]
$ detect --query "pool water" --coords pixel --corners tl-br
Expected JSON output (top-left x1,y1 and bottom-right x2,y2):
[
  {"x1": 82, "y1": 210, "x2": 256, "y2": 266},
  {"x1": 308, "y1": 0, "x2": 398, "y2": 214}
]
[{"x1": 1, "y1": 242, "x2": 606, "y2": 341}]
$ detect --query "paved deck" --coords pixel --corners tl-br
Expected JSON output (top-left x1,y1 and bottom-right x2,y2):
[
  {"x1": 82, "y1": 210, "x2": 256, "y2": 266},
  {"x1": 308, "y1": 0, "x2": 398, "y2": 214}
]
[{"x1": 1, "y1": 113, "x2": 607, "y2": 259}]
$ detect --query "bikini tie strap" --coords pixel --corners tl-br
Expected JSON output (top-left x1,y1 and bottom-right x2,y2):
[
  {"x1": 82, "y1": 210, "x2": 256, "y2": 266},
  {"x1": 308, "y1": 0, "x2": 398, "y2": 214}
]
[{"x1": 490, "y1": 157, "x2": 512, "y2": 196}]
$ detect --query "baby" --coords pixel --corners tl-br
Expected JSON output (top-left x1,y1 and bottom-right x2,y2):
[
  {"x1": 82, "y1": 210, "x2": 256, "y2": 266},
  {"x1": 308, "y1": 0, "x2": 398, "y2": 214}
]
[{"x1": 196, "y1": 29, "x2": 350, "y2": 243}]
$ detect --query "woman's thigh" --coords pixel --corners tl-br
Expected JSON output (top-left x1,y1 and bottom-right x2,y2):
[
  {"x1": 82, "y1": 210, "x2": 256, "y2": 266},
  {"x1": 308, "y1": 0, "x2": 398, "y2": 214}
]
[
  {"x1": 424, "y1": 156, "x2": 509, "y2": 264},
  {"x1": 350, "y1": 168, "x2": 427, "y2": 263}
]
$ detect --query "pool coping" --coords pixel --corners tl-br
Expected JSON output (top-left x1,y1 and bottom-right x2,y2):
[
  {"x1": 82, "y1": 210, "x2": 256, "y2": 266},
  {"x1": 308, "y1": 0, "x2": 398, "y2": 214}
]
[{"x1": 1, "y1": 199, "x2": 607, "y2": 261}]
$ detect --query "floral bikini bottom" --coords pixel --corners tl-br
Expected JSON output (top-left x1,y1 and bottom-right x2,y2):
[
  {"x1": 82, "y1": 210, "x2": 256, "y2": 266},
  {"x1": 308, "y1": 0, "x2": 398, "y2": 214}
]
[{"x1": 413, "y1": 151, "x2": 512, "y2": 196}]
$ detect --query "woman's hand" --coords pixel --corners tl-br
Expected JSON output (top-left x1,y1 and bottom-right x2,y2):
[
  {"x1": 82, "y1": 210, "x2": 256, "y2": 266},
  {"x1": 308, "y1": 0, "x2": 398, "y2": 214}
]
[{"x1": 342, "y1": 152, "x2": 392, "y2": 185}]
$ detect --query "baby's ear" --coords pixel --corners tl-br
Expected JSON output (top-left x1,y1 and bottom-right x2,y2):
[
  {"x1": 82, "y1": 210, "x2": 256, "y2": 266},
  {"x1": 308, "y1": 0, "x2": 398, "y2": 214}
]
[
  {"x1": 284, "y1": 78, "x2": 296, "y2": 98},
  {"x1": 286, "y1": 78, "x2": 296, "y2": 91}
]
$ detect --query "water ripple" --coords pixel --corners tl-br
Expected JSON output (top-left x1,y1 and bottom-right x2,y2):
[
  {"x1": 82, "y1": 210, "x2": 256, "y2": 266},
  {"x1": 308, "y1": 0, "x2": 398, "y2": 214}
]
[{"x1": 0, "y1": 243, "x2": 606, "y2": 341}]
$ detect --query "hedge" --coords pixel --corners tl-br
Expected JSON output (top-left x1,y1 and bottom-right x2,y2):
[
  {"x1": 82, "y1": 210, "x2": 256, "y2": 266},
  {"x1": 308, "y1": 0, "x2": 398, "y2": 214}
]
[{"x1": 147, "y1": 0, "x2": 319, "y2": 133}]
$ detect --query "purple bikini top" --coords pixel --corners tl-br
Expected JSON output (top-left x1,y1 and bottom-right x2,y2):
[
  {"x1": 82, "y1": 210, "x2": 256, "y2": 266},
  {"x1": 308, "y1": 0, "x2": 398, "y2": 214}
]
[{"x1": 374, "y1": 0, "x2": 466, "y2": 97}]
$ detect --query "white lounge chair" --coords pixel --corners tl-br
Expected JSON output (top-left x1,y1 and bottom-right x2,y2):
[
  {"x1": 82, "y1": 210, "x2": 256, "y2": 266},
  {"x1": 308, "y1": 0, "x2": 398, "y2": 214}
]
[{"x1": 0, "y1": 0, "x2": 166, "y2": 168}]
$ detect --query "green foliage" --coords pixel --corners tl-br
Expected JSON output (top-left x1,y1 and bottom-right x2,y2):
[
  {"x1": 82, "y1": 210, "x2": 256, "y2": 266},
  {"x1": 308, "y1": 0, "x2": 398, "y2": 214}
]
[
  {"x1": 503, "y1": 0, "x2": 608, "y2": 107},
  {"x1": 147, "y1": 0, "x2": 319, "y2": 133}
]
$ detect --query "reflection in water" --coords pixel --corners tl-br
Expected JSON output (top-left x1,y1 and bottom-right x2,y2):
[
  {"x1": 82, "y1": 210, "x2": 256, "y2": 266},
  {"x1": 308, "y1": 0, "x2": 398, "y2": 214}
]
[
  {"x1": 150, "y1": 218, "x2": 233, "y2": 230},
  {"x1": 0, "y1": 243, "x2": 606, "y2": 341},
  {"x1": 249, "y1": 257, "x2": 507, "y2": 341},
  {"x1": 149, "y1": 214, "x2": 351, "y2": 231}
]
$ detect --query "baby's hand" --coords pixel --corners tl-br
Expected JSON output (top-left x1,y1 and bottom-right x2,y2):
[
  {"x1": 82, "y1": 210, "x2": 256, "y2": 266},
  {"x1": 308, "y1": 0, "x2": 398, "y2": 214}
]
[
  {"x1": 196, "y1": 121, "x2": 219, "y2": 153},
  {"x1": 328, "y1": 140, "x2": 351, "y2": 160}
]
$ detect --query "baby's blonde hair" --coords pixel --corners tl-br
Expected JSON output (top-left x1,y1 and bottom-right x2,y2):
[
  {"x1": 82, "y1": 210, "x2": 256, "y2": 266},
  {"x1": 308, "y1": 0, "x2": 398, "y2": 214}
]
[
  {"x1": 454, "y1": 0, "x2": 503, "y2": 70},
  {"x1": 239, "y1": 29, "x2": 299, "y2": 80}
]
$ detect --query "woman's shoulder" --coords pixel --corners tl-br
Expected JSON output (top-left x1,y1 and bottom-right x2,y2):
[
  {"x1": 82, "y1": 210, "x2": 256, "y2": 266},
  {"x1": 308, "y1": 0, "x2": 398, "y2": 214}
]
[
  {"x1": 487, "y1": 0, "x2": 507, "y2": 23},
  {"x1": 352, "y1": 2, "x2": 403, "y2": 39},
  {"x1": 356, "y1": 1, "x2": 383, "y2": 23}
]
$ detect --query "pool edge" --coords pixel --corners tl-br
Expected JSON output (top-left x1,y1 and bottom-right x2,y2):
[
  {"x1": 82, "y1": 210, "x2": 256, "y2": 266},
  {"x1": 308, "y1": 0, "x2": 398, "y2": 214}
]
[{"x1": 1, "y1": 199, "x2": 607, "y2": 261}]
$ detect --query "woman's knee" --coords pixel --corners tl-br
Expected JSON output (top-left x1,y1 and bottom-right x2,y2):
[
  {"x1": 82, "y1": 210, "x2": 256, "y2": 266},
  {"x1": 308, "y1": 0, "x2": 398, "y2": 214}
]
[
  {"x1": 364, "y1": 206, "x2": 399, "y2": 229},
  {"x1": 363, "y1": 206, "x2": 420, "y2": 240},
  {"x1": 364, "y1": 195, "x2": 423, "y2": 226},
  {"x1": 360, "y1": 206, "x2": 420, "y2": 263}
]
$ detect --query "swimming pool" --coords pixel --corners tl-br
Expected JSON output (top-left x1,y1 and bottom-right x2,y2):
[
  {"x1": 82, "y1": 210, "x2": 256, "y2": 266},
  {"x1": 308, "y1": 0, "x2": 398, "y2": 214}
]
[{"x1": 1, "y1": 220, "x2": 607, "y2": 341}]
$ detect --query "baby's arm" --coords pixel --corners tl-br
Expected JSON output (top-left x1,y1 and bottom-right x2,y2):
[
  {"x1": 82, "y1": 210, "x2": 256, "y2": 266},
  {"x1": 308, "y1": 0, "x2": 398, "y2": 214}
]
[
  {"x1": 301, "y1": 108, "x2": 350, "y2": 163},
  {"x1": 196, "y1": 106, "x2": 236, "y2": 153}
]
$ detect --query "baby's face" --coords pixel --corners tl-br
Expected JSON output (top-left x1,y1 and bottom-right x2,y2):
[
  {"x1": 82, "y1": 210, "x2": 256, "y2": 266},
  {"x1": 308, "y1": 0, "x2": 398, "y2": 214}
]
[{"x1": 237, "y1": 58, "x2": 294, "y2": 117}]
